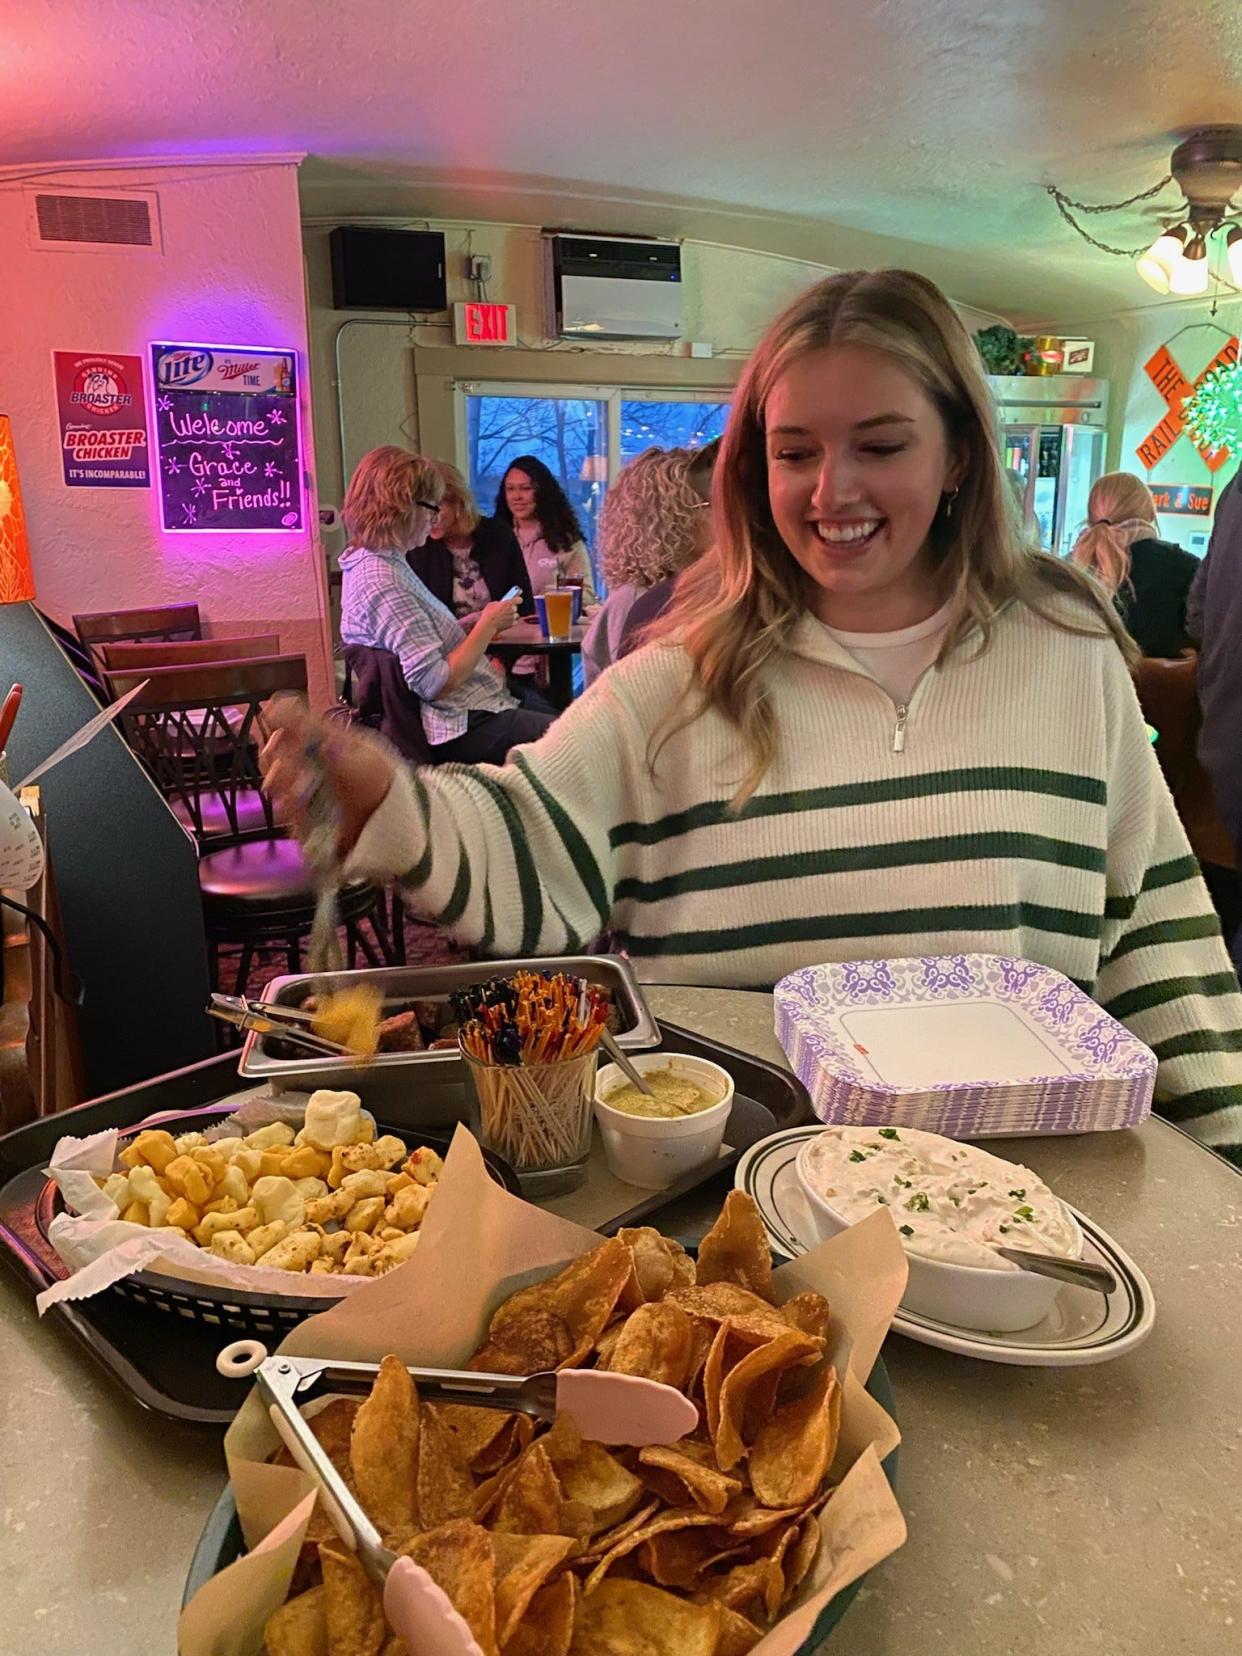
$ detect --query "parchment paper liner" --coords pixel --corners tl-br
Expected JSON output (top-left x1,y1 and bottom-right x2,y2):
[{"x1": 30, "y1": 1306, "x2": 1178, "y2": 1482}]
[{"x1": 178, "y1": 1126, "x2": 908, "y2": 1656}]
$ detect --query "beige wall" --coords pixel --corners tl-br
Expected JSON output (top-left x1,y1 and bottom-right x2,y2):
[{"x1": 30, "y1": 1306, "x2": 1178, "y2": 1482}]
[
  {"x1": 303, "y1": 217, "x2": 1004, "y2": 534},
  {"x1": 0, "y1": 161, "x2": 333, "y2": 705}
]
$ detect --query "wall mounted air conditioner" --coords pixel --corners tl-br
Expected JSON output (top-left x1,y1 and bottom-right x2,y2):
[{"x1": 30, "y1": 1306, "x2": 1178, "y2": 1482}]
[{"x1": 543, "y1": 233, "x2": 682, "y2": 341}]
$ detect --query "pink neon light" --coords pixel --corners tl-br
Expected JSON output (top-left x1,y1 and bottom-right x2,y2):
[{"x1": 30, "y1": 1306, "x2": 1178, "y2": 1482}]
[{"x1": 147, "y1": 339, "x2": 306, "y2": 535}]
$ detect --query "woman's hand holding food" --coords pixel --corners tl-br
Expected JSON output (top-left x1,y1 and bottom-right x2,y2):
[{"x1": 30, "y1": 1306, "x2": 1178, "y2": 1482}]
[{"x1": 259, "y1": 694, "x2": 396, "y2": 859}]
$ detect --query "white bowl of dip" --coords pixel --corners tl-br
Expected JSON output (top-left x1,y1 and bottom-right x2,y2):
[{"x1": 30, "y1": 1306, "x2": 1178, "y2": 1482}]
[
  {"x1": 795, "y1": 1124, "x2": 1083, "y2": 1332},
  {"x1": 594, "y1": 1053, "x2": 734, "y2": 1189}
]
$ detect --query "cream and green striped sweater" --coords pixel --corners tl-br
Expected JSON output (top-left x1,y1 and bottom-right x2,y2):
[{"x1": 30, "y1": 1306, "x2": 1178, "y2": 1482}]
[{"x1": 347, "y1": 597, "x2": 1242, "y2": 1164}]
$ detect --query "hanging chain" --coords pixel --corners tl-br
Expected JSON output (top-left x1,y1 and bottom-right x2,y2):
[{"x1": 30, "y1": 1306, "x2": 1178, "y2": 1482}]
[
  {"x1": 1045, "y1": 177, "x2": 1177, "y2": 259},
  {"x1": 1049, "y1": 176, "x2": 1174, "y2": 214}
]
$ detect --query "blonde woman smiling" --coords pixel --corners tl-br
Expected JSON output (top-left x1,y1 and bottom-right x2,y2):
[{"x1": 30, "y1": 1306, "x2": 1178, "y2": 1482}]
[{"x1": 264, "y1": 270, "x2": 1242, "y2": 1164}]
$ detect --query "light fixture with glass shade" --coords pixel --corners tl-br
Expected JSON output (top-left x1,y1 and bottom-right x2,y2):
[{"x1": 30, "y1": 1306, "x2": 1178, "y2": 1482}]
[
  {"x1": 1135, "y1": 225, "x2": 1189, "y2": 293},
  {"x1": 1168, "y1": 233, "x2": 1211, "y2": 295},
  {"x1": 1050, "y1": 127, "x2": 1242, "y2": 298}
]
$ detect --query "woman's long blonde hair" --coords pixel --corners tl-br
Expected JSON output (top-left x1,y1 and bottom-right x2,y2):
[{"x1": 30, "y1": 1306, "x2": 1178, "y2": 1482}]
[
  {"x1": 649, "y1": 268, "x2": 1133, "y2": 803},
  {"x1": 1070, "y1": 471, "x2": 1158, "y2": 594},
  {"x1": 597, "y1": 445, "x2": 711, "y2": 588}
]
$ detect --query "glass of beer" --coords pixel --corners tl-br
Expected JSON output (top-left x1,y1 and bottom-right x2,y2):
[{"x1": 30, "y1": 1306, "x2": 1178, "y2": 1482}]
[{"x1": 541, "y1": 589, "x2": 575, "y2": 641}]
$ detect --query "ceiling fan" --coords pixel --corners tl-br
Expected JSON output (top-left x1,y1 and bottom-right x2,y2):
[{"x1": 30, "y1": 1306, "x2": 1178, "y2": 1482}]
[{"x1": 1048, "y1": 126, "x2": 1242, "y2": 295}]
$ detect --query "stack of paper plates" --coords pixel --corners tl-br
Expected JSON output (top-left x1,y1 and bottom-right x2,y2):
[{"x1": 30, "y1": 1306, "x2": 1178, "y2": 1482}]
[{"x1": 774, "y1": 955, "x2": 1155, "y2": 1137}]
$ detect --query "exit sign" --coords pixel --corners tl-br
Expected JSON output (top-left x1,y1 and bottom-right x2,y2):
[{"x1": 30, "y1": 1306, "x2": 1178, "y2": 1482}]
[{"x1": 453, "y1": 301, "x2": 515, "y2": 346}]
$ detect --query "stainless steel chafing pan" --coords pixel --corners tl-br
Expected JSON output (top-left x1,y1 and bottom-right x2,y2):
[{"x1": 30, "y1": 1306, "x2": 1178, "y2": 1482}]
[{"x1": 237, "y1": 956, "x2": 660, "y2": 1130}]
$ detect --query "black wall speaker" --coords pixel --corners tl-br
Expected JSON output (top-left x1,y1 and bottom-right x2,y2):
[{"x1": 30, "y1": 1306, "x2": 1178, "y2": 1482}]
[{"x1": 329, "y1": 227, "x2": 448, "y2": 312}]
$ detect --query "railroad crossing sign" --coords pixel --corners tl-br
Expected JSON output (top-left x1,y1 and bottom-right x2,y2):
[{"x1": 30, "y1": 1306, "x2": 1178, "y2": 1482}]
[{"x1": 1137, "y1": 336, "x2": 1239, "y2": 472}]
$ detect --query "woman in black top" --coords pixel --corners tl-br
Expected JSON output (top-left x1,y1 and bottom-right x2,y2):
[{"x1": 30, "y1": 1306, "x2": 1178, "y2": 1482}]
[
  {"x1": 408, "y1": 461, "x2": 547, "y2": 706},
  {"x1": 407, "y1": 460, "x2": 534, "y2": 620},
  {"x1": 1070, "y1": 472, "x2": 1199, "y2": 658}
]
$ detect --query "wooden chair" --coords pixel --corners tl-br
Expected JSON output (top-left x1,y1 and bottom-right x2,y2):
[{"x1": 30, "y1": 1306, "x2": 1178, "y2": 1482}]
[
  {"x1": 97, "y1": 638, "x2": 281, "y2": 739},
  {"x1": 1135, "y1": 656, "x2": 1234, "y2": 863},
  {"x1": 73, "y1": 602, "x2": 202, "y2": 662},
  {"x1": 97, "y1": 634, "x2": 281, "y2": 674},
  {"x1": 109, "y1": 656, "x2": 394, "y2": 993}
]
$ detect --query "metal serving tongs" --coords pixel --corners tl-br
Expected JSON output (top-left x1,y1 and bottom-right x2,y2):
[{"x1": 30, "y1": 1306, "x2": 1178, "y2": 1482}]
[
  {"x1": 216, "y1": 1341, "x2": 699, "y2": 1655},
  {"x1": 210, "y1": 992, "x2": 317, "y2": 1029},
  {"x1": 206, "y1": 994, "x2": 353, "y2": 1058},
  {"x1": 241, "y1": 993, "x2": 316, "y2": 1026},
  {"x1": 216, "y1": 1341, "x2": 701, "y2": 1448}
]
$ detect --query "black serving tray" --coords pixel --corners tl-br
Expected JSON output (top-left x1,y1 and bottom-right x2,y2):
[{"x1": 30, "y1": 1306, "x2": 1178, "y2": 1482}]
[{"x1": 0, "y1": 1022, "x2": 810, "y2": 1426}]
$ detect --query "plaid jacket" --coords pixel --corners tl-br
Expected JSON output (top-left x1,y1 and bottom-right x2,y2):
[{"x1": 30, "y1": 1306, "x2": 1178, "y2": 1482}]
[{"x1": 339, "y1": 546, "x2": 514, "y2": 745}]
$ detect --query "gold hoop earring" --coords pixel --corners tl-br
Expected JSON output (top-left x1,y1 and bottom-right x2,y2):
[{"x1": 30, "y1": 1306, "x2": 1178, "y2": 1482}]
[{"x1": 944, "y1": 488, "x2": 960, "y2": 520}]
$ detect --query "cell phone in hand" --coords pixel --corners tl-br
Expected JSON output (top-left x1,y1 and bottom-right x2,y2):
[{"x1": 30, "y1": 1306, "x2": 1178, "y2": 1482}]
[{"x1": 501, "y1": 585, "x2": 523, "y2": 603}]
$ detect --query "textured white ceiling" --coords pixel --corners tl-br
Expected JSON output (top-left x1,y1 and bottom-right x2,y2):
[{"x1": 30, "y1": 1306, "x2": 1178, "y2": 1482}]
[{"x1": 6, "y1": 0, "x2": 1242, "y2": 320}]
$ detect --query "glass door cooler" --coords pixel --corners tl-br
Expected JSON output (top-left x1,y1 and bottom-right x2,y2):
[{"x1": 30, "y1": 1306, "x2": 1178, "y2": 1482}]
[{"x1": 990, "y1": 376, "x2": 1109, "y2": 557}]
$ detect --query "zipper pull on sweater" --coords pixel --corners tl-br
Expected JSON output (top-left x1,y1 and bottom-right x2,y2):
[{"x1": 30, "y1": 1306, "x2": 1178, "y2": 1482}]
[{"x1": 893, "y1": 704, "x2": 909, "y2": 753}]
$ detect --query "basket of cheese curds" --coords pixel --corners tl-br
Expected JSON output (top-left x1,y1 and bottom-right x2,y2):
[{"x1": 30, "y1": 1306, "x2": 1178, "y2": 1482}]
[{"x1": 35, "y1": 1088, "x2": 519, "y2": 1333}]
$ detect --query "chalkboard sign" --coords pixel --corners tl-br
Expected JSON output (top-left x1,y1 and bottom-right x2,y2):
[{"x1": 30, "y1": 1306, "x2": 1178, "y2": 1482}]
[{"x1": 150, "y1": 343, "x2": 303, "y2": 532}]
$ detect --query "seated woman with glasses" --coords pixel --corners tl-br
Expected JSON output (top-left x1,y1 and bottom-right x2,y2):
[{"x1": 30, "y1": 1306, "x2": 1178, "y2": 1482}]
[{"x1": 339, "y1": 447, "x2": 554, "y2": 765}]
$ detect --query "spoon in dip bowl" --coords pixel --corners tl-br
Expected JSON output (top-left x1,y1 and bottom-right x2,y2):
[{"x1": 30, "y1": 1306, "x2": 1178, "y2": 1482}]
[
  {"x1": 598, "y1": 1027, "x2": 656, "y2": 1097},
  {"x1": 995, "y1": 1247, "x2": 1117, "y2": 1295}
]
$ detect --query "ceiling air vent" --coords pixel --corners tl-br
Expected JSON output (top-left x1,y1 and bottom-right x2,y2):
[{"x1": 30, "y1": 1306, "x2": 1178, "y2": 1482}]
[{"x1": 25, "y1": 188, "x2": 162, "y2": 254}]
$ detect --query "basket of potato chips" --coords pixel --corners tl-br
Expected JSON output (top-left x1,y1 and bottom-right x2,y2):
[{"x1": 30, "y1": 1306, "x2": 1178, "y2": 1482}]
[
  {"x1": 36, "y1": 1091, "x2": 519, "y2": 1332},
  {"x1": 178, "y1": 1127, "x2": 907, "y2": 1655}
]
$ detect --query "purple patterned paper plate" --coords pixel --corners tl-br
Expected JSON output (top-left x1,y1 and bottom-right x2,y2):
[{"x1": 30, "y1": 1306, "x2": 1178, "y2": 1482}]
[{"x1": 774, "y1": 955, "x2": 1156, "y2": 1137}]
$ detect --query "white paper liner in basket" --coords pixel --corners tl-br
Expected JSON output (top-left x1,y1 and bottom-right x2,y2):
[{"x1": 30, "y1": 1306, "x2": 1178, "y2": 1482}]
[
  {"x1": 176, "y1": 1126, "x2": 910, "y2": 1656},
  {"x1": 36, "y1": 1092, "x2": 388, "y2": 1314}
]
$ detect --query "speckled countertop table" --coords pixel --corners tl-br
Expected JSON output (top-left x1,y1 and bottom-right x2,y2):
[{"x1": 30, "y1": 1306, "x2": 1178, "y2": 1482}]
[{"x1": 2, "y1": 986, "x2": 1239, "y2": 1655}]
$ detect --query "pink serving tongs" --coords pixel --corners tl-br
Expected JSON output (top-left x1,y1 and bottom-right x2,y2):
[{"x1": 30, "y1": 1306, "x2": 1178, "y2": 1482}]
[{"x1": 216, "y1": 1341, "x2": 699, "y2": 1654}]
